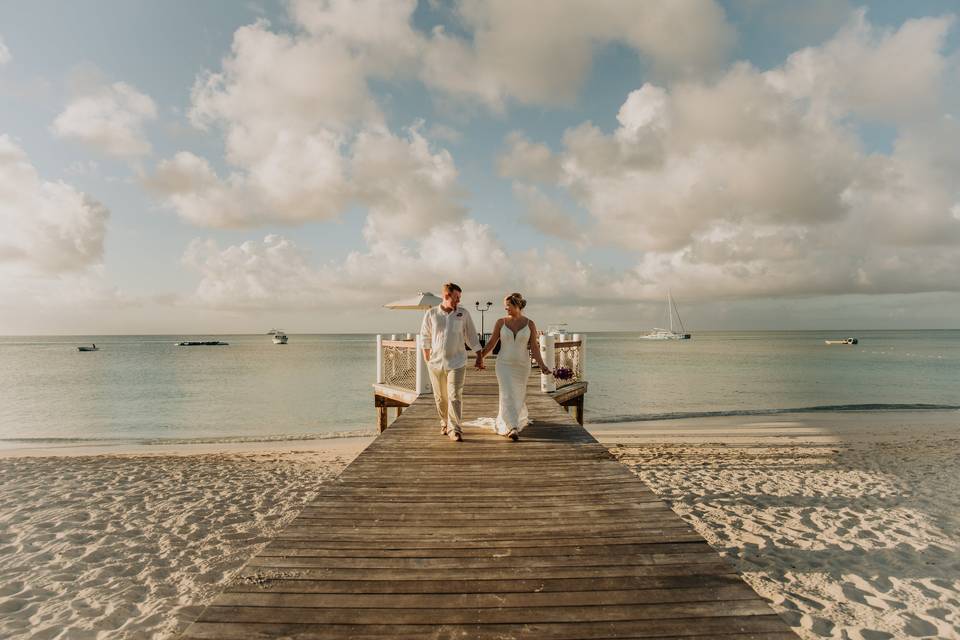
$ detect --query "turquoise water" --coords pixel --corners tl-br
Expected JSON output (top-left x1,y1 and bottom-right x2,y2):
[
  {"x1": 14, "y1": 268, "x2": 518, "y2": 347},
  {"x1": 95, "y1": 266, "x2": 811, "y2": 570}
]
[{"x1": 0, "y1": 331, "x2": 957, "y2": 447}]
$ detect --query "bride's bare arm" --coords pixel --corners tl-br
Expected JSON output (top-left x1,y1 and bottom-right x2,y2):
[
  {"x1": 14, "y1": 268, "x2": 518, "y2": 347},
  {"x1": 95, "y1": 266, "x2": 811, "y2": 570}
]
[
  {"x1": 526, "y1": 320, "x2": 551, "y2": 373},
  {"x1": 478, "y1": 319, "x2": 502, "y2": 359}
]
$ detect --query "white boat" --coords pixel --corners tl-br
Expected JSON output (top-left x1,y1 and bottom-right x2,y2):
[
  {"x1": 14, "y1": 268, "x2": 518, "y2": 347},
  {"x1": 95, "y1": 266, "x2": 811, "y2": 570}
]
[
  {"x1": 78, "y1": 344, "x2": 98, "y2": 352},
  {"x1": 545, "y1": 323, "x2": 569, "y2": 337},
  {"x1": 825, "y1": 337, "x2": 858, "y2": 345},
  {"x1": 273, "y1": 332, "x2": 288, "y2": 344},
  {"x1": 641, "y1": 291, "x2": 691, "y2": 340}
]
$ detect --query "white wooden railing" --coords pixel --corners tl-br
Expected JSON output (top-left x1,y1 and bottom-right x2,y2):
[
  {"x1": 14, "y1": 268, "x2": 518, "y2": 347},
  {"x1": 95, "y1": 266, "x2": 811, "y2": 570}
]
[
  {"x1": 376, "y1": 334, "x2": 427, "y2": 394},
  {"x1": 376, "y1": 332, "x2": 585, "y2": 396},
  {"x1": 539, "y1": 334, "x2": 586, "y2": 392}
]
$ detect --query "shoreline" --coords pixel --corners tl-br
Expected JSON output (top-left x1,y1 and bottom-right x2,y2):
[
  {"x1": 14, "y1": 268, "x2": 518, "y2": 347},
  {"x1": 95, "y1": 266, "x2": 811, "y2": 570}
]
[
  {"x1": 1, "y1": 412, "x2": 957, "y2": 639},
  {"x1": 0, "y1": 434, "x2": 376, "y2": 458}
]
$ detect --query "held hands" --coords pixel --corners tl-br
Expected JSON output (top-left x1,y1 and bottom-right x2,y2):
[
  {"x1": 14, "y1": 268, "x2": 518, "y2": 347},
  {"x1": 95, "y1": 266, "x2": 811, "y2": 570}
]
[
  {"x1": 475, "y1": 353, "x2": 486, "y2": 370},
  {"x1": 539, "y1": 364, "x2": 552, "y2": 375}
]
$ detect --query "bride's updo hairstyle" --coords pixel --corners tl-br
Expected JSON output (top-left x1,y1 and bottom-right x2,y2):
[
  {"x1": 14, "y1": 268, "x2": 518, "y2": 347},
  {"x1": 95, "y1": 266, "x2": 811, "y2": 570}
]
[{"x1": 505, "y1": 292, "x2": 527, "y2": 310}]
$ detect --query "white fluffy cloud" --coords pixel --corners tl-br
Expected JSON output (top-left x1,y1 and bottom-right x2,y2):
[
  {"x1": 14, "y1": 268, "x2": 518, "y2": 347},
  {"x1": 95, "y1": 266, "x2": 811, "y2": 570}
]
[
  {"x1": 51, "y1": 81, "x2": 157, "y2": 156},
  {"x1": 501, "y1": 12, "x2": 960, "y2": 299},
  {"x1": 288, "y1": 0, "x2": 421, "y2": 74},
  {"x1": 181, "y1": 219, "x2": 648, "y2": 313},
  {"x1": 498, "y1": 132, "x2": 561, "y2": 183},
  {"x1": 150, "y1": 8, "x2": 463, "y2": 233},
  {"x1": 422, "y1": 0, "x2": 735, "y2": 110},
  {"x1": 0, "y1": 135, "x2": 109, "y2": 274},
  {"x1": 767, "y1": 10, "x2": 955, "y2": 123}
]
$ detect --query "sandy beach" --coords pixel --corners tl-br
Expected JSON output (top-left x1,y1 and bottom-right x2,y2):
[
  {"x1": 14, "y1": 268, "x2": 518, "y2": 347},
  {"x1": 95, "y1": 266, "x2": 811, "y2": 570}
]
[
  {"x1": 0, "y1": 437, "x2": 373, "y2": 640},
  {"x1": 2, "y1": 412, "x2": 958, "y2": 639},
  {"x1": 592, "y1": 410, "x2": 960, "y2": 640}
]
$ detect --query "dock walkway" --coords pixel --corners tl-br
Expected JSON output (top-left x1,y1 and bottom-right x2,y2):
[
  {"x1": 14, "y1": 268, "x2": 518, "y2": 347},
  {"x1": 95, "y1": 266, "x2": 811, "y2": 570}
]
[{"x1": 181, "y1": 363, "x2": 795, "y2": 639}]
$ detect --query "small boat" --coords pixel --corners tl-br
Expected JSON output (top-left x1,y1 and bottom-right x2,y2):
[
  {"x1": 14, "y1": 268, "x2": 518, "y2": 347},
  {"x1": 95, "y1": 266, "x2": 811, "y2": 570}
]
[
  {"x1": 825, "y1": 338, "x2": 858, "y2": 345},
  {"x1": 641, "y1": 291, "x2": 691, "y2": 340},
  {"x1": 78, "y1": 344, "x2": 98, "y2": 352},
  {"x1": 176, "y1": 340, "x2": 229, "y2": 346},
  {"x1": 272, "y1": 332, "x2": 288, "y2": 344}
]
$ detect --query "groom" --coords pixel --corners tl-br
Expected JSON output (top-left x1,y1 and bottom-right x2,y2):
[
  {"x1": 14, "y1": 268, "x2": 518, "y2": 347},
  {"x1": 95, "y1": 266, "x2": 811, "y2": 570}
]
[{"x1": 420, "y1": 282, "x2": 482, "y2": 442}]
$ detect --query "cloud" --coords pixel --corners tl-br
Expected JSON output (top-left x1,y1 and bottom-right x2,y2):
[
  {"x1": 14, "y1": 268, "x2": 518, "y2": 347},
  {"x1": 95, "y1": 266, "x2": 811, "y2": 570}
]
[
  {"x1": 0, "y1": 134, "x2": 109, "y2": 274},
  {"x1": 51, "y1": 81, "x2": 157, "y2": 156},
  {"x1": 497, "y1": 132, "x2": 561, "y2": 183},
  {"x1": 180, "y1": 219, "x2": 651, "y2": 316},
  {"x1": 150, "y1": 9, "x2": 463, "y2": 233},
  {"x1": 510, "y1": 11, "x2": 960, "y2": 300},
  {"x1": 767, "y1": 10, "x2": 955, "y2": 123},
  {"x1": 353, "y1": 125, "x2": 466, "y2": 240},
  {"x1": 0, "y1": 36, "x2": 11, "y2": 65},
  {"x1": 422, "y1": 0, "x2": 735, "y2": 110},
  {"x1": 512, "y1": 184, "x2": 584, "y2": 244},
  {"x1": 288, "y1": 0, "x2": 421, "y2": 74}
]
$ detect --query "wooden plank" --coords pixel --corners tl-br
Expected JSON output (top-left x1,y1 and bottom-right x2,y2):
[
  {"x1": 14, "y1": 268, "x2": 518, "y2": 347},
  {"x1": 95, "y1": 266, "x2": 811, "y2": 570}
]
[{"x1": 177, "y1": 362, "x2": 796, "y2": 639}]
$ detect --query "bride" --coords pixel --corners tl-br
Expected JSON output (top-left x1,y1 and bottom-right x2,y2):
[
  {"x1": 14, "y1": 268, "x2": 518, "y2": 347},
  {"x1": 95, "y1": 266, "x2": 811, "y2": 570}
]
[{"x1": 475, "y1": 293, "x2": 552, "y2": 441}]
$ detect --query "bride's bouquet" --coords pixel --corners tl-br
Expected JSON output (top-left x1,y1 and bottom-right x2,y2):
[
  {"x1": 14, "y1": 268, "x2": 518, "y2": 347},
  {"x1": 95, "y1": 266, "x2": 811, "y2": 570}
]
[{"x1": 553, "y1": 366, "x2": 574, "y2": 381}]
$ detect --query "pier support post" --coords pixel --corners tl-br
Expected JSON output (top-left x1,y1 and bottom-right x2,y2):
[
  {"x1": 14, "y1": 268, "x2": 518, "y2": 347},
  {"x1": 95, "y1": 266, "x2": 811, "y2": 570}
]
[
  {"x1": 574, "y1": 333, "x2": 585, "y2": 378},
  {"x1": 415, "y1": 334, "x2": 427, "y2": 395},
  {"x1": 540, "y1": 334, "x2": 556, "y2": 393},
  {"x1": 376, "y1": 335, "x2": 384, "y2": 384}
]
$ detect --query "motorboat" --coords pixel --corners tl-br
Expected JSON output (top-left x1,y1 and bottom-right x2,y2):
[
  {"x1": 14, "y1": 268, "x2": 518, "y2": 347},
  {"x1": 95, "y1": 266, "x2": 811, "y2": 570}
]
[
  {"x1": 825, "y1": 338, "x2": 858, "y2": 345},
  {"x1": 272, "y1": 332, "x2": 288, "y2": 344},
  {"x1": 176, "y1": 340, "x2": 229, "y2": 346},
  {"x1": 641, "y1": 291, "x2": 691, "y2": 340},
  {"x1": 78, "y1": 344, "x2": 98, "y2": 352}
]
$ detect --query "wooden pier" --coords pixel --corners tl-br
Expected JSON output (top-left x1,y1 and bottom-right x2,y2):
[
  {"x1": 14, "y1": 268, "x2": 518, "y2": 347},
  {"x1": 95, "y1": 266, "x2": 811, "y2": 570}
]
[{"x1": 180, "y1": 361, "x2": 795, "y2": 639}]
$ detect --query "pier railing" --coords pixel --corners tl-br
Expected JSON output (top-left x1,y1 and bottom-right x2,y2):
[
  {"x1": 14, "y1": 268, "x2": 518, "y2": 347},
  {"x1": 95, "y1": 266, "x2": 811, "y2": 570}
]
[
  {"x1": 539, "y1": 334, "x2": 586, "y2": 392},
  {"x1": 376, "y1": 335, "x2": 426, "y2": 394},
  {"x1": 373, "y1": 332, "x2": 588, "y2": 429},
  {"x1": 376, "y1": 332, "x2": 586, "y2": 395}
]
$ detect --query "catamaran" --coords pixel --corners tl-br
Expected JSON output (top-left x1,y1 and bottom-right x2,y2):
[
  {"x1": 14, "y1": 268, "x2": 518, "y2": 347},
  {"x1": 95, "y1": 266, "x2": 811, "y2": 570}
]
[{"x1": 641, "y1": 291, "x2": 691, "y2": 340}]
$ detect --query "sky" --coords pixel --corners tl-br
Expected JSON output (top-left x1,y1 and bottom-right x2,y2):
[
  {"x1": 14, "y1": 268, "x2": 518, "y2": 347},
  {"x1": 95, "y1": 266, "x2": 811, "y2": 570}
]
[{"x1": 2, "y1": 0, "x2": 960, "y2": 334}]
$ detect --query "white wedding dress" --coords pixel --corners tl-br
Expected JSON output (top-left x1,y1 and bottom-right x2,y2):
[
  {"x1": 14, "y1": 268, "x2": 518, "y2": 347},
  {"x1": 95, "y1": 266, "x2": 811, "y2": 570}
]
[
  {"x1": 492, "y1": 322, "x2": 531, "y2": 435},
  {"x1": 464, "y1": 320, "x2": 532, "y2": 436}
]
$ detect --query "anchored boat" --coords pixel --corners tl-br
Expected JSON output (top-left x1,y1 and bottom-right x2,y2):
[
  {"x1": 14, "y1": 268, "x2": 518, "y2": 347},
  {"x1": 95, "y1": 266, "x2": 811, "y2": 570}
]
[{"x1": 641, "y1": 291, "x2": 691, "y2": 340}]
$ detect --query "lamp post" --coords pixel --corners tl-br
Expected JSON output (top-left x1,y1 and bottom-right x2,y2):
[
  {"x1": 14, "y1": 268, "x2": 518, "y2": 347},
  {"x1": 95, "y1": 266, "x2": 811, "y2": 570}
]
[{"x1": 475, "y1": 301, "x2": 493, "y2": 346}]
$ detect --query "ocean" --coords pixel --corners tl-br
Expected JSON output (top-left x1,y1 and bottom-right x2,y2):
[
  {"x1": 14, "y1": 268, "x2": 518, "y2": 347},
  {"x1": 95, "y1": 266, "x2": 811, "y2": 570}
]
[{"x1": 0, "y1": 331, "x2": 957, "y2": 449}]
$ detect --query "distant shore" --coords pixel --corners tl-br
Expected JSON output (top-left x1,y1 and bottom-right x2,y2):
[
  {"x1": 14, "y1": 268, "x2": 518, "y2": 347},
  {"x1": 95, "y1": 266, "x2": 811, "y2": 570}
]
[{"x1": 1, "y1": 412, "x2": 957, "y2": 639}]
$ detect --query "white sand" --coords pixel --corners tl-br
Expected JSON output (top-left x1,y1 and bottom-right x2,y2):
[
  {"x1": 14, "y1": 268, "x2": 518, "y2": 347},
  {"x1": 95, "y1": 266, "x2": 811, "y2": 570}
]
[
  {"x1": 0, "y1": 437, "x2": 373, "y2": 640},
  {"x1": 4, "y1": 412, "x2": 958, "y2": 640},
  {"x1": 591, "y1": 411, "x2": 960, "y2": 640}
]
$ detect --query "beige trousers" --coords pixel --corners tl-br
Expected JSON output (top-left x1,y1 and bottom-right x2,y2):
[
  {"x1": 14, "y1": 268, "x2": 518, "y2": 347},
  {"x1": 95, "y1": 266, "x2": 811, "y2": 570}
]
[{"x1": 427, "y1": 365, "x2": 466, "y2": 433}]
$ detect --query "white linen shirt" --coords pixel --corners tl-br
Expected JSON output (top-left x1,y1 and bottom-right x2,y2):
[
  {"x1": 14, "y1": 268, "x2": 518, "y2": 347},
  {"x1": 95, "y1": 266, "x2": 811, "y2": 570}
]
[{"x1": 420, "y1": 305, "x2": 481, "y2": 370}]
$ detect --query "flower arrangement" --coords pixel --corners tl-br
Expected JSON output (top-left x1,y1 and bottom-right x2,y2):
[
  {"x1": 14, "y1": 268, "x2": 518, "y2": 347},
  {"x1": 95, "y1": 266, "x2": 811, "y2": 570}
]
[{"x1": 553, "y1": 366, "x2": 574, "y2": 381}]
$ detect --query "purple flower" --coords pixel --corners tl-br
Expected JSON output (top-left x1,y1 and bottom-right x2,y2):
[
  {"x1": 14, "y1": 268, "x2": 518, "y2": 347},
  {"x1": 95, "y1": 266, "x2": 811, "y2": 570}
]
[{"x1": 554, "y1": 367, "x2": 574, "y2": 381}]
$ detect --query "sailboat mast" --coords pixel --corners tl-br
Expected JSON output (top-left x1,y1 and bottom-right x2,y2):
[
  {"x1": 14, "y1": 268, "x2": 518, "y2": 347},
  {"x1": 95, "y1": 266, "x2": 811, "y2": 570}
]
[
  {"x1": 673, "y1": 293, "x2": 687, "y2": 334},
  {"x1": 667, "y1": 291, "x2": 673, "y2": 332}
]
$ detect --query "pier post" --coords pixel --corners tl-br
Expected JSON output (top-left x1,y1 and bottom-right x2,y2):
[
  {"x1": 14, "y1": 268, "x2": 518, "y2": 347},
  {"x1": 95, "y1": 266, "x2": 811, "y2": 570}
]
[
  {"x1": 376, "y1": 334, "x2": 384, "y2": 384},
  {"x1": 574, "y1": 333, "x2": 585, "y2": 377},
  {"x1": 540, "y1": 334, "x2": 556, "y2": 393},
  {"x1": 415, "y1": 334, "x2": 427, "y2": 395}
]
